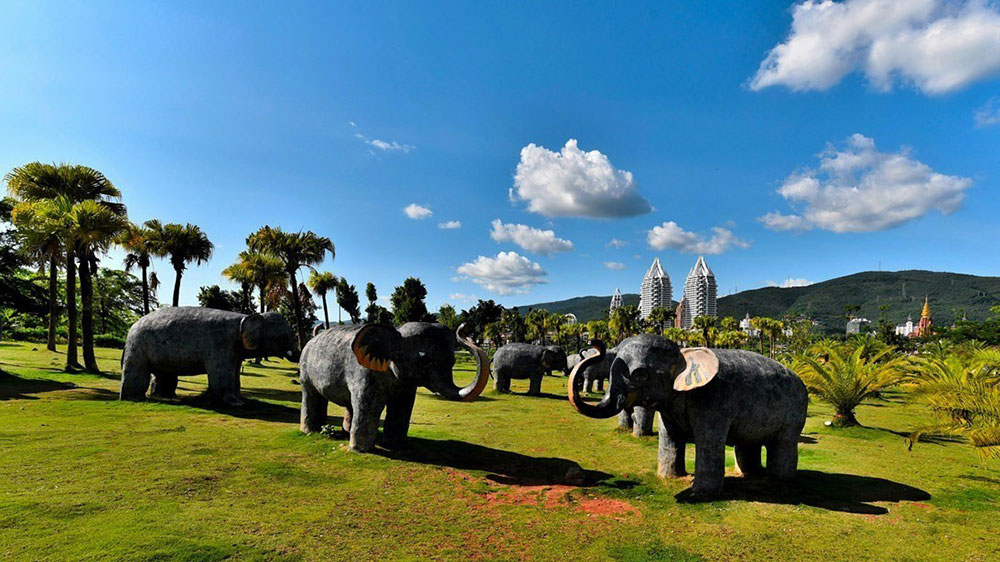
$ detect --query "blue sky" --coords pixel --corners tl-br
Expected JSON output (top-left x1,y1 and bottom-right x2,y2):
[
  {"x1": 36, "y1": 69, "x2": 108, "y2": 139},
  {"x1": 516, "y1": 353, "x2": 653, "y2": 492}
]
[{"x1": 2, "y1": 1, "x2": 999, "y2": 312}]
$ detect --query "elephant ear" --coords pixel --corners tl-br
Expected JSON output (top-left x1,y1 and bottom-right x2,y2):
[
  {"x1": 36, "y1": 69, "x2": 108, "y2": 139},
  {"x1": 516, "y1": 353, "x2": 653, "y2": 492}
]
[
  {"x1": 540, "y1": 348, "x2": 556, "y2": 369},
  {"x1": 351, "y1": 324, "x2": 401, "y2": 373},
  {"x1": 673, "y1": 347, "x2": 719, "y2": 391},
  {"x1": 240, "y1": 314, "x2": 265, "y2": 351}
]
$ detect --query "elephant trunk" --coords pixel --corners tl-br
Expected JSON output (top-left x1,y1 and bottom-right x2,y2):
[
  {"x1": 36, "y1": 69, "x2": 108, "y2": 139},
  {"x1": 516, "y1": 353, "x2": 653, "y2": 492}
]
[
  {"x1": 436, "y1": 323, "x2": 489, "y2": 402},
  {"x1": 568, "y1": 339, "x2": 633, "y2": 419}
]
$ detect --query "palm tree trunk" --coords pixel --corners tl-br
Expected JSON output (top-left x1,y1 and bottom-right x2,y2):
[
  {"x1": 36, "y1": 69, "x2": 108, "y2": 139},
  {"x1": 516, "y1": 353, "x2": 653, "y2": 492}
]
[
  {"x1": 80, "y1": 254, "x2": 99, "y2": 373},
  {"x1": 65, "y1": 247, "x2": 80, "y2": 371},
  {"x1": 259, "y1": 285, "x2": 266, "y2": 313},
  {"x1": 321, "y1": 294, "x2": 330, "y2": 328},
  {"x1": 141, "y1": 264, "x2": 150, "y2": 315},
  {"x1": 172, "y1": 268, "x2": 183, "y2": 307},
  {"x1": 288, "y1": 270, "x2": 305, "y2": 349},
  {"x1": 46, "y1": 254, "x2": 58, "y2": 352}
]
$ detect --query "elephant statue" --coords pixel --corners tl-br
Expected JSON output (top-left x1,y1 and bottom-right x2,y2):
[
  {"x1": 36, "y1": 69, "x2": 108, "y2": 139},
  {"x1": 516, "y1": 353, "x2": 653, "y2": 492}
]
[
  {"x1": 120, "y1": 307, "x2": 298, "y2": 406},
  {"x1": 298, "y1": 322, "x2": 489, "y2": 452},
  {"x1": 572, "y1": 342, "x2": 655, "y2": 437},
  {"x1": 568, "y1": 335, "x2": 808, "y2": 498},
  {"x1": 491, "y1": 343, "x2": 568, "y2": 395}
]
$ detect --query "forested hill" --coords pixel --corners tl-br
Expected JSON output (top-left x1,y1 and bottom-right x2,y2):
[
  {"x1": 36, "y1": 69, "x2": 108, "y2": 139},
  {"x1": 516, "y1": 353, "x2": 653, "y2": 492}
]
[{"x1": 515, "y1": 270, "x2": 1000, "y2": 332}]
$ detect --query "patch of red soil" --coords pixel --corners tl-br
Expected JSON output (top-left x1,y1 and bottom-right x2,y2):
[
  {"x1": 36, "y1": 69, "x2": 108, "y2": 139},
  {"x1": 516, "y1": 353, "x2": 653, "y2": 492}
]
[{"x1": 578, "y1": 497, "x2": 640, "y2": 517}]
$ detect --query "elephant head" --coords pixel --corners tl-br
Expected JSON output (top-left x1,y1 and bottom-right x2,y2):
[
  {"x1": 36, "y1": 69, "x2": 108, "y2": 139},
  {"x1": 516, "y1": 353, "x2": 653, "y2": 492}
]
[
  {"x1": 350, "y1": 322, "x2": 489, "y2": 401},
  {"x1": 240, "y1": 311, "x2": 300, "y2": 363},
  {"x1": 542, "y1": 345, "x2": 569, "y2": 375},
  {"x1": 568, "y1": 334, "x2": 715, "y2": 418}
]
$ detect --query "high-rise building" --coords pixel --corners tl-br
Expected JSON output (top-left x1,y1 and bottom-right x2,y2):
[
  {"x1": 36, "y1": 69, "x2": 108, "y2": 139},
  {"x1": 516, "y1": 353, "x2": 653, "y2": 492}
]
[
  {"x1": 609, "y1": 288, "x2": 624, "y2": 313},
  {"x1": 639, "y1": 258, "x2": 672, "y2": 320},
  {"x1": 681, "y1": 256, "x2": 717, "y2": 328}
]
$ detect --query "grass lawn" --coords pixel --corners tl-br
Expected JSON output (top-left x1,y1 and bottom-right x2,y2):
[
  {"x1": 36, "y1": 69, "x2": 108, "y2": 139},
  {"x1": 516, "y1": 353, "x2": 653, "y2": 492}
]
[{"x1": 1, "y1": 340, "x2": 998, "y2": 561}]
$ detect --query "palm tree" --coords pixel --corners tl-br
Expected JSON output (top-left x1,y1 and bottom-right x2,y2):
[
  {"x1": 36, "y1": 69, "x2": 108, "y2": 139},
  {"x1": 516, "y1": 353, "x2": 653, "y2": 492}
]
[
  {"x1": 11, "y1": 201, "x2": 63, "y2": 351},
  {"x1": 119, "y1": 223, "x2": 161, "y2": 315},
  {"x1": 248, "y1": 226, "x2": 334, "y2": 348},
  {"x1": 693, "y1": 315, "x2": 720, "y2": 348},
  {"x1": 907, "y1": 349, "x2": 1000, "y2": 459},
  {"x1": 145, "y1": 220, "x2": 214, "y2": 307},
  {"x1": 793, "y1": 343, "x2": 907, "y2": 427},
  {"x1": 70, "y1": 200, "x2": 128, "y2": 372},
  {"x1": 5, "y1": 163, "x2": 123, "y2": 370},
  {"x1": 222, "y1": 259, "x2": 255, "y2": 314},
  {"x1": 307, "y1": 271, "x2": 338, "y2": 328}
]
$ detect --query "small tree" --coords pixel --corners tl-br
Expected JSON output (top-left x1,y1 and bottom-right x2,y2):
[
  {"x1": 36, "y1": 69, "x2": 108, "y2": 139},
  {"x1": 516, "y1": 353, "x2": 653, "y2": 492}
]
[
  {"x1": 307, "y1": 271, "x2": 338, "y2": 328},
  {"x1": 793, "y1": 343, "x2": 906, "y2": 427},
  {"x1": 336, "y1": 279, "x2": 361, "y2": 324},
  {"x1": 390, "y1": 277, "x2": 432, "y2": 325},
  {"x1": 437, "y1": 304, "x2": 460, "y2": 331},
  {"x1": 197, "y1": 285, "x2": 242, "y2": 311},
  {"x1": 501, "y1": 308, "x2": 527, "y2": 343}
]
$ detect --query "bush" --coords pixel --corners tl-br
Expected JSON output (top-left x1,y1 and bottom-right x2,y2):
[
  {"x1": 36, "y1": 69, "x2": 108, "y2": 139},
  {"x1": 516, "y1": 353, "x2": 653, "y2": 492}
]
[
  {"x1": 8, "y1": 326, "x2": 49, "y2": 343},
  {"x1": 94, "y1": 334, "x2": 126, "y2": 349}
]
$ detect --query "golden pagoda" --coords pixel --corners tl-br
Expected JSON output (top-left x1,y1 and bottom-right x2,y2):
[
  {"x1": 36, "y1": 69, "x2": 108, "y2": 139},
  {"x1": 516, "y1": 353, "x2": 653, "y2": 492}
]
[{"x1": 915, "y1": 296, "x2": 932, "y2": 337}]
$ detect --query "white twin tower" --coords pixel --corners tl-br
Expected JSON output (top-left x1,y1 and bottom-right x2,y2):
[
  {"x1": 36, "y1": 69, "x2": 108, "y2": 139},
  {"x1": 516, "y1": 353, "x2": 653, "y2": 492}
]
[{"x1": 610, "y1": 256, "x2": 717, "y2": 329}]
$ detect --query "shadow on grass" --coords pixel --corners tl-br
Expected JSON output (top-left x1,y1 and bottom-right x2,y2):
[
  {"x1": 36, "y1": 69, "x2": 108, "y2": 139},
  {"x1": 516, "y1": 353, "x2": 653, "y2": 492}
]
[
  {"x1": 384, "y1": 436, "x2": 617, "y2": 488},
  {"x1": 241, "y1": 386, "x2": 303, "y2": 404},
  {"x1": 170, "y1": 394, "x2": 304, "y2": 425},
  {"x1": 0, "y1": 371, "x2": 78, "y2": 400},
  {"x1": 875, "y1": 426, "x2": 965, "y2": 446},
  {"x1": 675, "y1": 470, "x2": 930, "y2": 514}
]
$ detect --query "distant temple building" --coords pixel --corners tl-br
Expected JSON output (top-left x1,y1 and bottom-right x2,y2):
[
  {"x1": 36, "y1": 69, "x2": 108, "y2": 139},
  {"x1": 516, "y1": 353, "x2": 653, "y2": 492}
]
[
  {"x1": 609, "y1": 288, "x2": 624, "y2": 313},
  {"x1": 740, "y1": 313, "x2": 758, "y2": 337},
  {"x1": 638, "y1": 258, "x2": 672, "y2": 320},
  {"x1": 897, "y1": 297, "x2": 933, "y2": 338},
  {"x1": 681, "y1": 256, "x2": 717, "y2": 328}
]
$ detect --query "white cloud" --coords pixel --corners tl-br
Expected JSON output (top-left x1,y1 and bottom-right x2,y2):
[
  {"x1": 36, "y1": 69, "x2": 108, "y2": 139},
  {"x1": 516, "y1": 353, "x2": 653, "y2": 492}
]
[
  {"x1": 449, "y1": 293, "x2": 478, "y2": 302},
  {"x1": 354, "y1": 133, "x2": 414, "y2": 153},
  {"x1": 438, "y1": 220, "x2": 462, "y2": 230},
  {"x1": 604, "y1": 261, "x2": 627, "y2": 271},
  {"x1": 767, "y1": 277, "x2": 814, "y2": 288},
  {"x1": 975, "y1": 97, "x2": 1000, "y2": 127},
  {"x1": 647, "y1": 221, "x2": 750, "y2": 254},
  {"x1": 489, "y1": 219, "x2": 574, "y2": 255},
  {"x1": 455, "y1": 251, "x2": 548, "y2": 295},
  {"x1": 606, "y1": 238, "x2": 628, "y2": 249},
  {"x1": 750, "y1": 0, "x2": 1000, "y2": 95},
  {"x1": 510, "y1": 139, "x2": 652, "y2": 218},
  {"x1": 760, "y1": 134, "x2": 972, "y2": 233},
  {"x1": 404, "y1": 204, "x2": 433, "y2": 220}
]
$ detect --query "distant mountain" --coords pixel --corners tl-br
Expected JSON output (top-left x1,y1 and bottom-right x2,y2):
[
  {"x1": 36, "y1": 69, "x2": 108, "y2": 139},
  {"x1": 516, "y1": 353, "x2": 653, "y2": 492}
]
[{"x1": 516, "y1": 270, "x2": 1000, "y2": 332}]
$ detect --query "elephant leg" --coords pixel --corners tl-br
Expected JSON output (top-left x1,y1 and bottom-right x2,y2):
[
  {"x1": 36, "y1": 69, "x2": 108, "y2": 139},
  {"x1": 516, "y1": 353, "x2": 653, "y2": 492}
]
[
  {"x1": 233, "y1": 363, "x2": 243, "y2": 399},
  {"x1": 596, "y1": 376, "x2": 605, "y2": 392},
  {"x1": 528, "y1": 372, "x2": 542, "y2": 396},
  {"x1": 633, "y1": 407, "x2": 656, "y2": 437},
  {"x1": 348, "y1": 389, "x2": 384, "y2": 453},
  {"x1": 382, "y1": 386, "x2": 417, "y2": 450},
  {"x1": 342, "y1": 404, "x2": 352, "y2": 432},
  {"x1": 149, "y1": 374, "x2": 179, "y2": 399},
  {"x1": 766, "y1": 438, "x2": 798, "y2": 480},
  {"x1": 120, "y1": 354, "x2": 151, "y2": 401},
  {"x1": 691, "y1": 424, "x2": 729, "y2": 496},
  {"x1": 300, "y1": 381, "x2": 328, "y2": 433},
  {"x1": 735, "y1": 443, "x2": 764, "y2": 477},
  {"x1": 656, "y1": 416, "x2": 687, "y2": 478},
  {"x1": 494, "y1": 373, "x2": 510, "y2": 393},
  {"x1": 618, "y1": 408, "x2": 634, "y2": 431},
  {"x1": 207, "y1": 359, "x2": 242, "y2": 407}
]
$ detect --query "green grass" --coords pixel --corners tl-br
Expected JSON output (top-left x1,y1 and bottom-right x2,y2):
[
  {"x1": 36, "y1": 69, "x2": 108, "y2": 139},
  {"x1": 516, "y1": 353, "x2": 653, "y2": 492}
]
[{"x1": 1, "y1": 340, "x2": 998, "y2": 561}]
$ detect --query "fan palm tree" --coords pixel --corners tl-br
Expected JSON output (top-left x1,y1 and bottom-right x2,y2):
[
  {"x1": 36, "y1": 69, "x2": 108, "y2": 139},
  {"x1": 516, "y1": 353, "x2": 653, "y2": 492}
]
[
  {"x1": 793, "y1": 343, "x2": 908, "y2": 427},
  {"x1": 11, "y1": 201, "x2": 63, "y2": 351},
  {"x1": 6, "y1": 163, "x2": 124, "y2": 370},
  {"x1": 233, "y1": 249, "x2": 285, "y2": 314},
  {"x1": 307, "y1": 271, "x2": 338, "y2": 328},
  {"x1": 248, "y1": 226, "x2": 334, "y2": 348},
  {"x1": 70, "y1": 200, "x2": 128, "y2": 372},
  {"x1": 119, "y1": 222, "x2": 162, "y2": 315},
  {"x1": 145, "y1": 220, "x2": 214, "y2": 307},
  {"x1": 222, "y1": 259, "x2": 255, "y2": 314}
]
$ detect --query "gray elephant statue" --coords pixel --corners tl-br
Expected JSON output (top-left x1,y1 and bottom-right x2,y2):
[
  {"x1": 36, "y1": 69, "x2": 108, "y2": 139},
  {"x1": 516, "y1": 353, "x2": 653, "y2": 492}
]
[
  {"x1": 572, "y1": 343, "x2": 656, "y2": 437},
  {"x1": 298, "y1": 322, "x2": 489, "y2": 452},
  {"x1": 492, "y1": 343, "x2": 568, "y2": 395},
  {"x1": 120, "y1": 307, "x2": 298, "y2": 406},
  {"x1": 568, "y1": 335, "x2": 807, "y2": 498}
]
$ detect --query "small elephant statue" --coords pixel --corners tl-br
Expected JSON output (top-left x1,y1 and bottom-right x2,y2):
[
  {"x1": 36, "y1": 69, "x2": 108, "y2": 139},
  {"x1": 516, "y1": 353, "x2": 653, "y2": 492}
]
[
  {"x1": 298, "y1": 322, "x2": 489, "y2": 452},
  {"x1": 568, "y1": 335, "x2": 807, "y2": 498},
  {"x1": 120, "y1": 307, "x2": 298, "y2": 406},
  {"x1": 491, "y1": 343, "x2": 568, "y2": 395}
]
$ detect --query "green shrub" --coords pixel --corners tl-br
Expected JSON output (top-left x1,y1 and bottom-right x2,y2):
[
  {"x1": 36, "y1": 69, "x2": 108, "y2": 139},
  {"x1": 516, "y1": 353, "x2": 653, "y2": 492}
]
[{"x1": 93, "y1": 334, "x2": 126, "y2": 349}]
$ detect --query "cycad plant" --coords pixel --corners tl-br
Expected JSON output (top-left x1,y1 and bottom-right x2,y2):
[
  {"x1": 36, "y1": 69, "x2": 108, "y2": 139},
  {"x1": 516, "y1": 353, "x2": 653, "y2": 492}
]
[
  {"x1": 793, "y1": 342, "x2": 908, "y2": 427},
  {"x1": 907, "y1": 349, "x2": 1000, "y2": 459}
]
